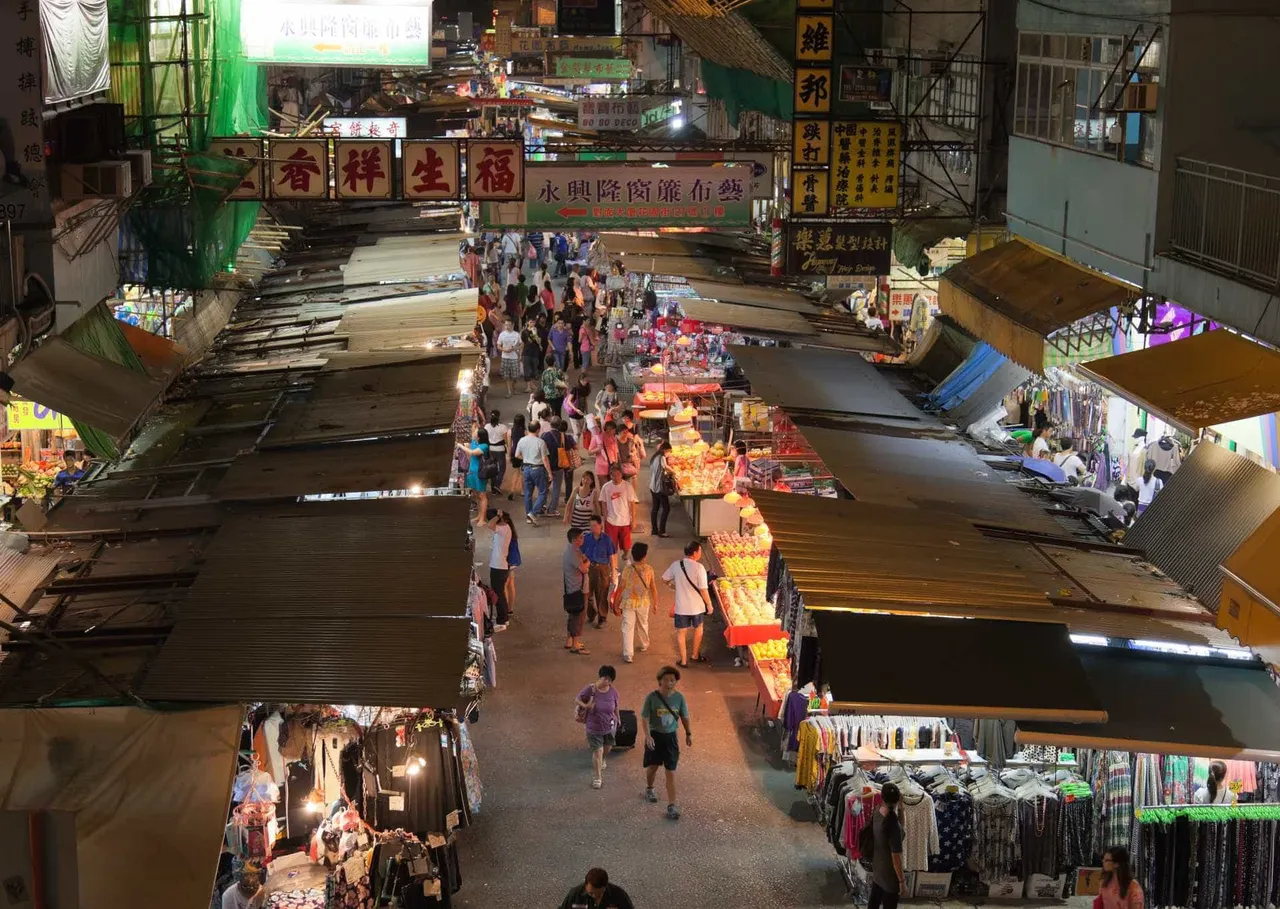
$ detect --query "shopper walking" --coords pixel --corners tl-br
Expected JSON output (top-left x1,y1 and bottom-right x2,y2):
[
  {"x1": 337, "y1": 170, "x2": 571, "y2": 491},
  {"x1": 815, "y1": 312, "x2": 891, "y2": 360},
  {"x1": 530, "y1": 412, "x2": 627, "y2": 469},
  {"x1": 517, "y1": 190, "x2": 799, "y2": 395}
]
[
  {"x1": 507, "y1": 413, "x2": 527, "y2": 501},
  {"x1": 617, "y1": 542, "x2": 659, "y2": 663},
  {"x1": 484, "y1": 411, "x2": 510, "y2": 496},
  {"x1": 649, "y1": 442, "x2": 673, "y2": 537},
  {"x1": 1136, "y1": 459, "x2": 1163, "y2": 514},
  {"x1": 579, "y1": 515, "x2": 618, "y2": 629},
  {"x1": 485, "y1": 508, "x2": 513, "y2": 629},
  {"x1": 869, "y1": 782, "x2": 906, "y2": 909},
  {"x1": 541, "y1": 354, "x2": 568, "y2": 419},
  {"x1": 641, "y1": 665, "x2": 692, "y2": 820},
  {"x1": 515, "y1": 421, "x2": 552, "y2": 523},
  {"x1": 565, "y1": 472, "x2": 598, "y2": 533},
  {"x1": 1099, "y1": 847, "x2": 1144, "y2": 909},
  {"x1": 499, "y1": 511, "x2": 521, "y2": 617},
  {"x1": 563, "y1": 528, "x2": 590, "y2": 655},
  {"x1": 496, "y1": 318, "x2": 521, "y2": 397},
  {"x1": 598, "y1": 464, "x2": 638, "y2": 555},
  {"x1": 557, "y1": 869, "x2": 634, "y2": 909},
  {"x1": 662, "y1": 541, "x2": 713, "y2": 667},
  {"x1": 550, "y1": 316, "x2": 573, "y2": 370},
  {"x1": 541, "y1": 417, "x2": 569, "y2": 516},
  {"x1": 594, "y1": 379, "x2": 620, "y2": 423},
  {"x1": 589, "y1": 420, "x2": 620, "y2": 488},
  {"x1": 576, "y1": 665, "x2": 620, "y2": 789},
  {"x1": 521, "y1": 320, "x2": 542, "y2": 392}
]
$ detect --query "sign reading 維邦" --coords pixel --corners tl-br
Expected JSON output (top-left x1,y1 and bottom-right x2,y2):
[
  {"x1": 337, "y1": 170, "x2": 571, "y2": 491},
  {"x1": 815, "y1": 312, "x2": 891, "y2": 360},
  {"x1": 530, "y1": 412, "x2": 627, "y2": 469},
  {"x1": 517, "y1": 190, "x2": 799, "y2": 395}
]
[
  {"x1": 241, "y1": 0, "x2": 433, "y2": 67},
  {"x1": 553, "y1": 57, "x2": 632, "y2": 80},
  {"x1": 786, "y1": 222, "x2": 893, "y2": 277},
  {"x1": 481, "y1": 163, "x2": 752, "y2": 228},
  {"x1": 578, "y1": 98, "x2": 642, "y2": 130}
]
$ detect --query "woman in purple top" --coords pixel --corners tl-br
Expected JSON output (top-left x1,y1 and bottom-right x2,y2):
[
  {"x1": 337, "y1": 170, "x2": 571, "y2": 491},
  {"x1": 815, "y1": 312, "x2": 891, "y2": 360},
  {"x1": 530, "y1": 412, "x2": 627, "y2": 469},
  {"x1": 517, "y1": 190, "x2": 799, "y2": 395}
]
[
  {"x1": 576, "y1": 665, "x2": 620, "y2": 789},
  {"x1": 549, "y1": 315, "x2": 573, "y2": 371}
]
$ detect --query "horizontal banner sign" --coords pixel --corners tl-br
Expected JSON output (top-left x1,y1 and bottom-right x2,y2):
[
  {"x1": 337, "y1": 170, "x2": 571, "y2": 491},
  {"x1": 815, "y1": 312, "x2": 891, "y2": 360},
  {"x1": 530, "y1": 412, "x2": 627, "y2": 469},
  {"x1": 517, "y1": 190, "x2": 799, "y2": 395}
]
[
  {"x1": 241, "y1": 0, "x2": 433, "y2": 67},
  {"x1": 787, "y1": 221, "x2": 892, "y2": 277},
  {"x1": 572, "y1": 150, "x2": 772, "y2": 200},
  {"x1": 578, "y1": 98, "x2": 643, "y2": 130},
  {"x1": 322, "y1": 117, "x2": 408, "y2": 138},
  {"x1": 553, "y1": 56, "x2": 632, "y2": 79},
  {"x1": 7, "y1": 398, "x2": 67, "y2": 430},
  {"x1": 480, "y1": 31, "x2": 623, "y2": 54},
  {"x1": 481, "y1": 162, "x2": 753, "y2": 228}
]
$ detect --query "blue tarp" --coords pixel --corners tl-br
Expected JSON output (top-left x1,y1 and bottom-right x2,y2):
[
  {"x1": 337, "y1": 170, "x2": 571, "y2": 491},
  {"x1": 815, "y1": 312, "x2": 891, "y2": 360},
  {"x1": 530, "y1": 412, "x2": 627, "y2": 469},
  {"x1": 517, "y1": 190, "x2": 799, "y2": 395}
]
[
  {"x1": 925, "y1": 342, "x2": 1009, "y2": 413},
  {"x1": 1013, "y1": 456, "x2": 1067, "y2": 483}
]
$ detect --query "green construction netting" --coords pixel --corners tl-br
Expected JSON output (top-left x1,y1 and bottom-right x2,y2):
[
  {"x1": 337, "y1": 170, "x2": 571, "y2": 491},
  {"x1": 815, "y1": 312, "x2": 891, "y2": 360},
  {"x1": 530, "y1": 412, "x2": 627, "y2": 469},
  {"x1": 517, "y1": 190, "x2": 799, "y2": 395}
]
[
  {"x1": 61, "y1": 304, "x2": 148, "y2": 459},
  {"x1": 109, "y1": 0, "x2": 266, "y2": 289},
  {"x1": 700, "y1": 60, "x2": 793, "y2": 127}
]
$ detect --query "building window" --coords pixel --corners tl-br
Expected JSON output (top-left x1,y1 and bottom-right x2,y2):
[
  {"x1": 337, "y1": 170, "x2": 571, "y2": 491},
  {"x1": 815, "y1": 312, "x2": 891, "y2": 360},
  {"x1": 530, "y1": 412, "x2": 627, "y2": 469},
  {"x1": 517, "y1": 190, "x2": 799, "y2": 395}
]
[
  {"x1": 925, "y1": 56, "x2": 980, "y2": 131},
  {"x1": 1014, "y1": 30, "x2": 1160, "y2": 165}
]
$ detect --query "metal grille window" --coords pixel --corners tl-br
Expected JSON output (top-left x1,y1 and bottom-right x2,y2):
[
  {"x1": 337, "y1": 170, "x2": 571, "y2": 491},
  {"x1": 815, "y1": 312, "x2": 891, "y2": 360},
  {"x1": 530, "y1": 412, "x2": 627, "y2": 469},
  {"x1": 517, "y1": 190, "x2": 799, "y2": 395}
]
[
  {"x1": 926, "y1": 56, "x2": 980, "y2": 131},
  {"x1": 1014, "y1": 31, "x2": 1160, "y2": 165}
]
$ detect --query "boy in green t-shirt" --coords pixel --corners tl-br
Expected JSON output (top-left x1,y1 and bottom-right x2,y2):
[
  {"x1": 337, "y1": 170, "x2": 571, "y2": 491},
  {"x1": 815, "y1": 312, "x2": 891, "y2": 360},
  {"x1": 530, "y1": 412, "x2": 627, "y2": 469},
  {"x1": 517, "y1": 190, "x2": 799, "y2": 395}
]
[{"x1": 640, "y1": 665, "x2": 692, "y2": 820}]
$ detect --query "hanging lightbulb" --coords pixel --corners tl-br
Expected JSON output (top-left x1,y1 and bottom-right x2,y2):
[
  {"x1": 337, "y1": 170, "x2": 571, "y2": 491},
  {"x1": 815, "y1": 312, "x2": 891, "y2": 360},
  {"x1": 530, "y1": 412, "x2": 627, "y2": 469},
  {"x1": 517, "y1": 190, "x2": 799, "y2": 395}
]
[
  {"x1": 740, "y1": 505, "x2": 758, "y2": 519},
  {"x1": 753, "y1": 522, "x2": 770, "y2": 537},
  {"x1": 745, "y1": 511, "x2": 764, "y2": 526},
  {"x1": 723, "y1": 490, "x2": 741, "y2": 505},
  {"x1": 406, "y1": 761, "x2": 422, "y2": 776}
]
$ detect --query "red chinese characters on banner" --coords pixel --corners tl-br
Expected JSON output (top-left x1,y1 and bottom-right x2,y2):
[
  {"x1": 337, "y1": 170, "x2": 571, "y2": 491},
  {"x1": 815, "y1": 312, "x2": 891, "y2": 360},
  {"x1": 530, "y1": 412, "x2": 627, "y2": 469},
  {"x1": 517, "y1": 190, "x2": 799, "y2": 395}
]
[
  {"x1": 270, "y1": 140, "x2": 328, "y2": 199},
  {"x1": 466, "y1": 140, "x2": 524, "y2": 201},
  {"x1": 334, "y1": 140, "x2": 392, "y2": 199},
  {"x1": 209, "y1": 138, "x2": 264, "y2": 200},
  {"x1": 402, "y1": 140, "x2": 461, "y2": 200}
]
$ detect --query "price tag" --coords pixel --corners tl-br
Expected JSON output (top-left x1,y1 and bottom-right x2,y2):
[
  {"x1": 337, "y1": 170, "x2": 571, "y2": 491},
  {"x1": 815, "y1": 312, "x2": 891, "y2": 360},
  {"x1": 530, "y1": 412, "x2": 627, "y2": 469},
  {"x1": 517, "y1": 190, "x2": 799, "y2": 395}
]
[
  {"x1": 446, "y1": 809, "x2": 461, "y2": 831},
  {"x1": 426, "y1": 833, "x2": 448, "y2": 848},
  {"x1": 423, "y1": 879, "x2": 442, "y2": 898},
  {"x1": 388, "y1": 794, "x2": 405, "y2": 812},
  {"x1": 392, "y1": 764, "x2": 406, "y2": 778}
]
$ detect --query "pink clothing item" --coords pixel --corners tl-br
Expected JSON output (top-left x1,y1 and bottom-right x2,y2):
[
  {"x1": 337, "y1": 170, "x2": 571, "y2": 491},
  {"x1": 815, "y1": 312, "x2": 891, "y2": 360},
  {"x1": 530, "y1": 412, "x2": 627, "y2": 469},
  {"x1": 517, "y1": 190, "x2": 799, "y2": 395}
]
[
  {"x1": 1099, "y1": 879, "x2": 1143, "y2": 909},
  {"x1": 590, "y1": 433, "x2": 619, "y2": 476}
]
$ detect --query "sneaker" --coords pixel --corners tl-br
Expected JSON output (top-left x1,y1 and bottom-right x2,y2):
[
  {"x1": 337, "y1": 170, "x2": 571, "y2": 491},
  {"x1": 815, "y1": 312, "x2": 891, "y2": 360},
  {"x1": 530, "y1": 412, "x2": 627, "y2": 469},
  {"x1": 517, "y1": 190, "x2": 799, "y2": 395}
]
[
  {"x1": 591, "y1": 778, "x2": 602, "y2": 789},
  {"x1": 645, "y1": 788, "x2": 659, "y2": 803},
  {"x1": 666, "y1": 804, "x2": 681, "y2": 820}
]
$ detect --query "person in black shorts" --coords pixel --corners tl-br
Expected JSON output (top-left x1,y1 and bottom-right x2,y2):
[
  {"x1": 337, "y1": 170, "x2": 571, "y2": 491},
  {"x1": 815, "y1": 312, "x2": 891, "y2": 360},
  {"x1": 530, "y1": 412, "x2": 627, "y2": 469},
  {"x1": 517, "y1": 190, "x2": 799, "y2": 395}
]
[{"x1": 640, "y1": 665, "x2": 692, "y2": 820}]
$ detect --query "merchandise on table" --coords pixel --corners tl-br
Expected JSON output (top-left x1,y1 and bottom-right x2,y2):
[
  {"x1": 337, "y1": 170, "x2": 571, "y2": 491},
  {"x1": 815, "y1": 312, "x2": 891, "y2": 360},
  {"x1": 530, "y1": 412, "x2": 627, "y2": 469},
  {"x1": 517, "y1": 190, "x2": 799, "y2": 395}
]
[
  {"x1": 668, "y1": 441, "x2": 732, "y2": 496},
  {"x1": 708, "y1": 531, "x2": 770, "y2": 577},
  {"x1": 716, "y1": 576, "x2": 787, "y2": 646}
]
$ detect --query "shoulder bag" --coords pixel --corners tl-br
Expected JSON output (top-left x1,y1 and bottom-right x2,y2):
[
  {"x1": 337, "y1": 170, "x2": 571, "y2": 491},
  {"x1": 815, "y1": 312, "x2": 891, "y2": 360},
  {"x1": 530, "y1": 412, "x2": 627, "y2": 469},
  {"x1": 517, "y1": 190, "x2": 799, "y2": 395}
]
[
  {"x1": 678, "y1": 559, "x2": 712, "y2": 614},
  {"x1": 650, "y1": 688, "x2": 683, "y2": 734}
]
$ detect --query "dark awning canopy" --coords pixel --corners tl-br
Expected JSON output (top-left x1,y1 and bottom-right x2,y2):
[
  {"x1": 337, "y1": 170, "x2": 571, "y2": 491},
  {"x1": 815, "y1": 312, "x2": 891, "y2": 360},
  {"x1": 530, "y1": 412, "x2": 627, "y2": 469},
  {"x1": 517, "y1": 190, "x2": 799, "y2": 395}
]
[
  {"x1": 814, "y1": 611, "x2": 1106, "y2": 723},
  {"x1": 1017, "y1": 646, "x2": 1280, "y2": 761}
]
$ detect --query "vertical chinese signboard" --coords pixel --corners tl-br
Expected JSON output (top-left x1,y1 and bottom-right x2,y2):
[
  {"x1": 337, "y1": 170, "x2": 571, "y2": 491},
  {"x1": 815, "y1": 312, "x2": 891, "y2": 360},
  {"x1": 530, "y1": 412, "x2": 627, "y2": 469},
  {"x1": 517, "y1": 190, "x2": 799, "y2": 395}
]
[
  {"x1": 334, "y1": 140, "x2": 393, "y2": 200},
  {"x1": 787, "y1": 0, "x2": 899, "y2": 277},
  {"x1": 270, "y1": 140, "x2": 329, "y2": 200},
  {"x1": 466, "y1": 140, "x2": 525, "y2": 202},
  {"x1": 2, "y1": 0, "x2": 49, "y2": 226},
  {"x1": 209, "y1": 138, "x2": 265, "y2": 200},
  {"x1": 402, "y1": 140, "x2": 461, "y2": 200}
]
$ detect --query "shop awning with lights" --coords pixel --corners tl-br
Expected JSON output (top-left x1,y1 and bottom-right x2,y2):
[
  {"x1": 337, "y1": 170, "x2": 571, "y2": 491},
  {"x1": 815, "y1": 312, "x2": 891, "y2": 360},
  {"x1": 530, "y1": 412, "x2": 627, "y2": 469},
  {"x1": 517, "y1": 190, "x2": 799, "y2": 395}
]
[
  {"x1": 1077, "y1": 330, "x2": 1280, "y2": 432},
  {"x1": 938, "y1": 238, "x2": 1137, "y2": 372},
  {"x1": 814, "y1": 611, "x2": 1106, "y2": 723},
  {"x1": 1017, "y1": 646, "x2": 1280, "y2": 760}
]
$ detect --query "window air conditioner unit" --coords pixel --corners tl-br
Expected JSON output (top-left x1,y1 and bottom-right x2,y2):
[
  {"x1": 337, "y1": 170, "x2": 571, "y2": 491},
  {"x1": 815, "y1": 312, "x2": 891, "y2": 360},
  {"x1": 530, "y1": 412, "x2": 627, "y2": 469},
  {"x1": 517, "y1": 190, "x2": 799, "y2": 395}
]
[
  {"x1": 121, "y1": 149, "x2": 152, "y2": 189},
  {"x1": 59, "y1": 161, "x2": 133, "y2": 201},
  {"x1": 1118, "y1": 82, "x2": 1158, "y2": 112}
]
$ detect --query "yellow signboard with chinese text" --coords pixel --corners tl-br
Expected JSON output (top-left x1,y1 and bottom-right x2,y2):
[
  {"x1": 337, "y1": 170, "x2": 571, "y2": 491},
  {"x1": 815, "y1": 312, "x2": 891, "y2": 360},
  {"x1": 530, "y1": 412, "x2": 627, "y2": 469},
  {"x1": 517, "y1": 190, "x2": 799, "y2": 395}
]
[
  {"x1": 794, "y1": 67, "x2": 833, "y2": 115},
  {"x1": 793, "y1": 120, "x2": 830, "y2": 167},
  {"x1": 795, "y1": 15, "x2": 834, "y2": 63},
  {"x1": 7, "y1": 398, "x2": 68, "y2": 430},
  {"x1": 831, "y1": 121, "x2": 901, "y2": 210},
  {"x1": 793, "y1": 170, "x2": 830, "y2": 217}
]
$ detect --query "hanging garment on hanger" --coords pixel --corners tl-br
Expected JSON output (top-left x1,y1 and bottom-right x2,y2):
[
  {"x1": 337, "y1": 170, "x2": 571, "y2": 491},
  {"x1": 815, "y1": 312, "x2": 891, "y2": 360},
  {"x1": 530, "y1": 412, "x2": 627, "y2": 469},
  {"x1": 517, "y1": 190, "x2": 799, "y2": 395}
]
[
  {"x1": 898, "y1": 787, "x2": 940, "y2": 873},
  {"x1": 1018, "y1": 794, "x2": 1061, "y2": 877}
]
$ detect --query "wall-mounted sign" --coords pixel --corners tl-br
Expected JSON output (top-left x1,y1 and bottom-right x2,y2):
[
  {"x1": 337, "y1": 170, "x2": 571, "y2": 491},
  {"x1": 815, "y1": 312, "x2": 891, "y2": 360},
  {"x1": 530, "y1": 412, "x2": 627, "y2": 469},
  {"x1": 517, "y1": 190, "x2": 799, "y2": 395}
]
[
  {"x1": 322, "y1": 117, "x2": 408, "y2": 138},
  {"x1": 241, "y1": 0, "x2": 433, "y2": 67},
  {"x1": 579, "y1": 98, "x2": 642, "y2": 130},
  {"x1": 466, "y1": 140, "x2": 525, "y2": 201},
  {"x1": 7, "y1": 398, "x2": 67, "y2": 430},
  {"x1": 1, "y1": 0, "x2": 50, "y2": 226},
  {"x1": 481, "y1": 32, "x2": 623, "y2": 54},
  {"x1": 839, "y1": 65, "x2": 893, "y2": 104},
  {"x1": 787, "y1": 222, "x2": 892, "y2": 276},
  {"x1": 641, "y1": 102, "x2": 679, "y2": 128},
  {"x1": 269, "y1": 139, "x2": 329, "y2": 199},
  {"x1": 556, "y1": 0, "x2": 616, "y2": 37},
  {"x1": 795, "y1": 14, "x2": 833, "y2": 63},
  {"x1": 483, "y1": 163, "x2": 752, "y2": 228},
  {"x1": 402, "y1": 140, "x2": 461, "y2": 200},
  {"x1": 794, "y1": 170, "x2": 830, "y2": 217},
  {"x1": 831, "y1": 120, "x2": 900, "y2": 211},
  {"x1": 794, "y1": 66, "x2": 833, "y2": 115},
  {"x1": 334, "y1": 140, "x2": 393, "y2": 200},
  {"x1": 510, "y1": 55, "x2": 546, "y2": 78},
  {"x1": 792, "y1": 120, "x2": 830, "y2": 167},
  {"x1": 208, "y1": 138, "x2": 265, "y2": 200},
  {"x1": 553, "y1": 57, "x2": 632, "y2": 80}
]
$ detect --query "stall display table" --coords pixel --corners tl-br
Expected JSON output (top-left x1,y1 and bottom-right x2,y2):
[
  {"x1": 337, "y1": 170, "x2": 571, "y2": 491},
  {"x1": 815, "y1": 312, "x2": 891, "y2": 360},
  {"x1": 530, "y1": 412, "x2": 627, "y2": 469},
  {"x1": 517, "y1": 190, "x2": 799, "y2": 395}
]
[
  {"x1": 747, "y1": 652, "x2": 790, "y2": 717},
  {"x1": 678, "y1": 491, "x2": 739, "y2": 536},
  {"x1": 714, "y1": 577, "x2": 787, "y2": 647}
]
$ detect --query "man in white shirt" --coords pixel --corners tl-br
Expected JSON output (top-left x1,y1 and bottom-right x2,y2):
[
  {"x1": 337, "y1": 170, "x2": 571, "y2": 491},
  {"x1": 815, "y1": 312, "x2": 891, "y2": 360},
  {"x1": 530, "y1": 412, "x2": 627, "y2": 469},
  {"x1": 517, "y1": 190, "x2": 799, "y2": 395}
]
[
  {"x1": 500, "y1": 230, "x2": 521, "y2": 272},
  {"x1": 599, "y1": 463, "x2": 639, "y2": 554},
  {"x1": 662, "y1": 540, "x2": 712, "y2": 667},
  {"x1": 515, "y1": 422, "x2": 553, "y2": 523},
  {"x1": 1052, "y1": 437, "x2": 1087, "y2": 481},
  {"x1": 496, "y1": 318, "x2": 521, "y2": 398}
]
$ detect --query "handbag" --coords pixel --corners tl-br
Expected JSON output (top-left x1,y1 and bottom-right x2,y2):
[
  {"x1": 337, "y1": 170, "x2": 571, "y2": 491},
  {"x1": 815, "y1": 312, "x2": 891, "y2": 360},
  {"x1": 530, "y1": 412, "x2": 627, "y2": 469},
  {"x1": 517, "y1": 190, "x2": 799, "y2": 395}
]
[
  {"x1": 567, "y1": 435, "x2": 582, "y2": 469},
  {"x1": 556, "y1": 433, "x2": 572, "y2": 469},
  {"x1": 575, "y1": 692, "x2": 591, "y2": 723},
  {"x1": 660, "y1": 469, "x2": 678, "y2": 496},
  {"x1": 477, "y1": 449, "x2": 499, "y2": 481}
]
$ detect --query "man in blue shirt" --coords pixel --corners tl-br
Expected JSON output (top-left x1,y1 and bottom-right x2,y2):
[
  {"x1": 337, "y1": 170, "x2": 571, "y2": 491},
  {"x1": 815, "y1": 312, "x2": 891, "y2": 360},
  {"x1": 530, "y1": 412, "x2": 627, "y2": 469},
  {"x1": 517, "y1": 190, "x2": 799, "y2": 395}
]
[{"x1": 578, "y1": 515, "x2": 617, "y2": 629}]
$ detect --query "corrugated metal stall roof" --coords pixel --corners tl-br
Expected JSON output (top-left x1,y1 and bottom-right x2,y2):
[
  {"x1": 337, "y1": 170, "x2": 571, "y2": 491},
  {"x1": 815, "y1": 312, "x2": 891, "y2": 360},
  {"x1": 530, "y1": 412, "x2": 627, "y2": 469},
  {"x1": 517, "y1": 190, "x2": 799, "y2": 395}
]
[
  {"x1": 336, "y1": 290, "x2": 478, "y2": 351},
  {"x1": 795, "y1": 424, "x2": 1065, "y2": 534},
  {"x1": 342, "y1": 234, "x2": 468, "y2": 286},
  {"x1": 179, "y1": 497, "x2": 473, "y2": 620},
  {"x1": 1126, "y1": 443, "x2": 1280, "y2": 609},
  {"x1": 619, "y1": 256, "x2": 738, "y2": 280},
  {"x1": 216, "y1": 434, "x2": 455, "y2": 501},
  {"x1": 139, "y1": 615, "x2": 472, "y2": 707},
  {"x1": 681, "y1": 299, "x2": 814, "y2": 336},
  {"x1": 753, "y1": 489, "x2": 1056, "y2": 615},
  {"x1": 262, "y1": 356, "x2": 461, "y2": 447},
  {"x1": 729, "y1": 344, "x2": 927, "y2": 424},
  {"x1": 941, "y1": 358, "x2": 1032, "y2": 429},
  {"x1": 687, "y1": 280, "x2": 817, "y2": 314},
  {"x1": 1018, "y1": 647, "x2": 1280, "y2": 760},
  {"x1": 814, "y1": 611, "x2": 1104, "y2": 723},
  {"x1": 0, "y1": 546, "x2": 78, "y2": 623}
]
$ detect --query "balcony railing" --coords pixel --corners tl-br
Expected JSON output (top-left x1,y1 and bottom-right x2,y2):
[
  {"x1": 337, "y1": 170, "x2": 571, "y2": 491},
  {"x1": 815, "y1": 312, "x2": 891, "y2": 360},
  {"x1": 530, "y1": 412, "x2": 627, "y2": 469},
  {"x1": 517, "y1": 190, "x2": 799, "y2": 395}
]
[{"x1": 1169, "y1": 158, "x2": 1280, "y2": 290}]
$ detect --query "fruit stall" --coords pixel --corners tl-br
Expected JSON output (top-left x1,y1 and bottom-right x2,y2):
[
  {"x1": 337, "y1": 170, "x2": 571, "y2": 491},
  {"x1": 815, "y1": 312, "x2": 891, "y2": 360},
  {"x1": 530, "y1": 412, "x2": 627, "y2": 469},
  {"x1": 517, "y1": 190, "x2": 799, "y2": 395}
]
[
  {"x1": 667, "y1": 440, "x2": 739, "y2": 535},
  {"x1": 730, "y1": 399, "x2": 838, "y2": 496},
  {"x1": 748, "y1": 641, "x2": 793, "y2": 716}
]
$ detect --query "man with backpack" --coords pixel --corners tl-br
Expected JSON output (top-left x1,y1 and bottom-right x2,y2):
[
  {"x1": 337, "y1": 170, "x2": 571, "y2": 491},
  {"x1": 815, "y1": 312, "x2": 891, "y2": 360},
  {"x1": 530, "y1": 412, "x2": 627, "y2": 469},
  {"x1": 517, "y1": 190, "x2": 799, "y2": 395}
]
[
  {"x1": 865, "y1": 782, "x2": 907, "y2": 909},
  {"x1": 640, "y1": 665, "x2": 692, "y2": 820}
]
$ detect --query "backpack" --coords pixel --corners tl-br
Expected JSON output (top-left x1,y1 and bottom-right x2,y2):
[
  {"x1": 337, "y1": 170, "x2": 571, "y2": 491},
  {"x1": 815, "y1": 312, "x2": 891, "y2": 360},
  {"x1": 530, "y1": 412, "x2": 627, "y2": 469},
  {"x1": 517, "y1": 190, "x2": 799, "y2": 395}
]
[
  {"x1": 660, "y1": 469, "x2": 678, "y2": 497},
  {"x1": 477, "y1": 449, "x2": 500, "y2": 480},
  {"x1": 858, "y1": 823, "x2": 875, "y2": 860}
]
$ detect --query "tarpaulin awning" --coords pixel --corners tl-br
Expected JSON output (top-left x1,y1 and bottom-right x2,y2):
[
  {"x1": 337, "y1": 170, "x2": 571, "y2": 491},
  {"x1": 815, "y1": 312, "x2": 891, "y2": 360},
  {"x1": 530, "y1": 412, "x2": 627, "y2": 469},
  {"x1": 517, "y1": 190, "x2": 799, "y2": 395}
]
[
  {"x1": 939, "y1": 239, "x2": 1137, "y2": 372},
  {"x1": 9, "y1": 337, "x2": 170, "y2": 442},
  {"x1": 814, "y1": 611, "x2": 1105, "y2": 723},
  {"x1": 1127, "y1": 443, "x2": 1280, "y2": 610},
  {"x1": 1077, "y1": 330, "x2": 1280, "y2": 432},
  {"x1": 681, "y1": 299, "x2": 814, "y2": 336},
  {"x1": 688, "y1": 279, "x2": 816, "y2": 314},
  {"x1": 1017, "y1": 647, "x2": 1280, "y2": 760},
  {"x1": 0, "y1": 705, "x2": 241, "y2": 909},
  {"x1": 894, "y1": 212, "x2": 974, "y2": 274},
  {"x1": 342, "y1": 234, "x2": 468, "y2": 286},
  {"x1": 1218, "y1": 506, "x2": 1280, "y2": 669}
]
